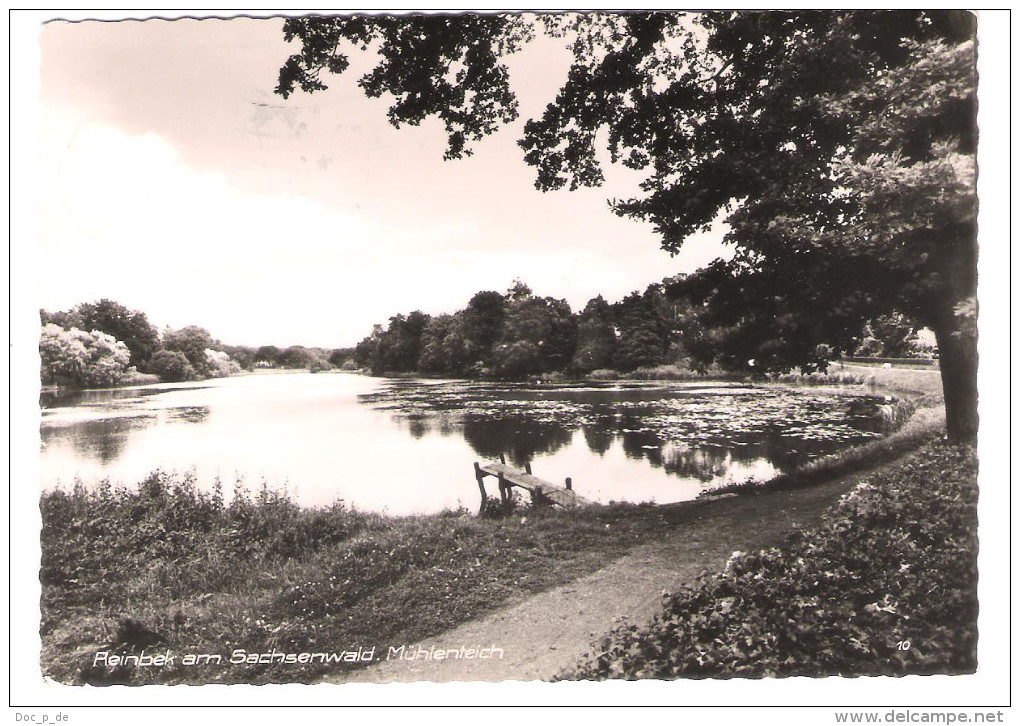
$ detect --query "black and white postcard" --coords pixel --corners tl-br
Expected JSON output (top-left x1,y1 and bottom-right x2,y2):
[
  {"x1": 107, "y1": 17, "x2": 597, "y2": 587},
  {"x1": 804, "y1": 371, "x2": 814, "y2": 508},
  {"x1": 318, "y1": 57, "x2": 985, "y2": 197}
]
[{"x1": 10, "y1": 8, "x2": 1011, "y2": 719}]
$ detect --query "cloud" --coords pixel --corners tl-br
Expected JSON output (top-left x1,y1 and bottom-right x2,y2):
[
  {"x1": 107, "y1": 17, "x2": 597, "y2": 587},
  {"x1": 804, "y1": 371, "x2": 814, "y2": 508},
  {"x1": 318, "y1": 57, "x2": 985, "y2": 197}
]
[
  {"x1": 44, "y1": 121, "x2": 371, "y2": 260},
  {"x1": 38, "y1": 119, "x2": 393, "y2": 342}
]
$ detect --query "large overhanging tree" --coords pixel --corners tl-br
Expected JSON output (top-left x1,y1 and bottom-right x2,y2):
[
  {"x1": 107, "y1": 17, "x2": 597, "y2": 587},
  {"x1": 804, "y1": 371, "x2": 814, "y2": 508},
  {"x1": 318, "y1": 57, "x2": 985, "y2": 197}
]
[{"x1": 275, "y1": 10, "x2": 978, "y2": 441}]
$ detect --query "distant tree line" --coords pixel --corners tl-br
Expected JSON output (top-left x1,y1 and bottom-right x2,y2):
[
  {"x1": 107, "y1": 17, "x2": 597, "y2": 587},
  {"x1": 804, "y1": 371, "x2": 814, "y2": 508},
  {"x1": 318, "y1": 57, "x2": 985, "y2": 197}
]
[
  {"x1": 354, "y1": 280, "x2": 938, "y2": 380},
  {"x1": 39, "y1": 293, "x2": 934, "y2": 389},
  {"x1": 355, "y1": 278, "x2": 707, "y2": 379},
  {"x1": 39, "y1": 299, "x2": 356, "y2": 388}
]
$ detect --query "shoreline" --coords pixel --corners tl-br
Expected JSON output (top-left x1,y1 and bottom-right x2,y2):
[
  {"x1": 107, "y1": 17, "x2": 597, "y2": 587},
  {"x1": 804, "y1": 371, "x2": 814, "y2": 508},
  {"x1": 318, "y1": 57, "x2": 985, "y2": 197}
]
[
  {"x1": 39, "y1": 356, "x2": 941, "y2": 391},
  {"x1": 39, "y1": 367, "x2": 951, "y2": 685}
]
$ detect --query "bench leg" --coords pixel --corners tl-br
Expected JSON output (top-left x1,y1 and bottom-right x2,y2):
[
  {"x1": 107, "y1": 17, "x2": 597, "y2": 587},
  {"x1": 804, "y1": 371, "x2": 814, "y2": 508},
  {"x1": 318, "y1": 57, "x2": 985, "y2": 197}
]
[
  {"x1": 474, "y1": 462, "x2": 487, "y2": 515},
  {"x1": 498, "y1": 473, "x2": 509, "y2": 505}
]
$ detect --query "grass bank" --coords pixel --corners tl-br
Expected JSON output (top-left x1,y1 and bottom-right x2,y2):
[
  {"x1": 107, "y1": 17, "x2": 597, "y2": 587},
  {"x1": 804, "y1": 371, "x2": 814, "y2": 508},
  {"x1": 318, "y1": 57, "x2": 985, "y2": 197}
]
[
  {"x1": 840, "y1": 361, "x2": 945, "y2": 398},
  {"x1": 41, "y1": 476, "x2": 687, "y2": 685},
  {"x1": 563, "y1": 440, "x2": 978, "y2": 679}
]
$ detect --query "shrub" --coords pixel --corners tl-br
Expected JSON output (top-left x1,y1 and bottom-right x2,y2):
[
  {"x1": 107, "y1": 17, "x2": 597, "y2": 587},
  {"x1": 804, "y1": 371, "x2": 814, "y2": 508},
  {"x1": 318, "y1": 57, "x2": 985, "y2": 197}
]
[
  {"x1": 39, "y1": 324, "x2": 131, "y2": 387},
  {"x1": 769, "y1": 371, "x2": 870, "y2": 386},
  {"x1": 147, "y1": 350, "x2": 197, "y2": 382},
  {"x1": 119, "y1": 368, "x2": 161, "y2": 386},
  {"x1": 205, "y1": 348, "x2": 241, "y2": 378},
  {"x1": 308, "y1": 358, "x2": 332, "y2": 373},
  {"x1": 628, "y1": 364, "x2": 704, "y2": 381}
]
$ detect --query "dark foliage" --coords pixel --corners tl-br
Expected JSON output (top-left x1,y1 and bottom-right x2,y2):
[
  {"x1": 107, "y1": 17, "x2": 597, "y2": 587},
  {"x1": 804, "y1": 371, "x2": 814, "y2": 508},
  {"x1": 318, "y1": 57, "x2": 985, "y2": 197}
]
[
  {"x1": 491, "y1": 294, "x2": 577, "y2": 378},
  {"x1": 221, "y1": 344, "x2": 257, "y2": 371},
  {"x1": 612, "y1": 291, "x2": 669, "y2": 372},
  {"x1": 572, "y1": 295, "x2": 617, "y2": 373},
  {"x1": 328, "y1": 347, "x2": 355, "y2": 367},
  {"x1": 73, "y1": 299, "x2": 162, "y2": 369},
  {"x1": 162, "y1": 325, "x2": 216, "y2": 377},
  {"x1": 256, "y1": 345, "x2": 282, "y2": 365},
  {"x1": 856, "y1": 314, "x2": 924, "y2": 359},
  {"x1": 277, "y1": 14, "x2": 531, "y2": 160},
  {"x1": 351, "y1": 277, "x2": 719, "y2": 380},
  {"x1": 146, "y1": 349, "x2": 196, "y2": 382},
  {"x1": 565, "y1": 442, "x2": 977, "y2": 679}
]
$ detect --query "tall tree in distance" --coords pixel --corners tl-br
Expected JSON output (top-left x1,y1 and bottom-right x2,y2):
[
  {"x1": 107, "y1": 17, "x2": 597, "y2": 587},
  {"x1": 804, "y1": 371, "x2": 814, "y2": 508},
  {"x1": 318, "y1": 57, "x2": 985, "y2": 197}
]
[
  {"x1": 418, "y1": 313, "x2": 474, "y2": 375},
  {"x1": 461, "y1": 290, "x2": 507, "y2": 364},
  {"x1": 491, "y1": 289, "x2": 576, "y2": 379},
  {"x1": 362, "y1": 311, "x2": 432, "y2": 374},
  {"x1": 277, "y1": 11, "x2": 978, "y2": 440},
  {"x1": 613, "y1": 291, "x2": 668, "y2": 372},
  {"x1": 572, "y1": 295, "x2": 617, "y2": 373},
  {"x1": 256, "y1": 345, "x2": 282, "y2": 366}
]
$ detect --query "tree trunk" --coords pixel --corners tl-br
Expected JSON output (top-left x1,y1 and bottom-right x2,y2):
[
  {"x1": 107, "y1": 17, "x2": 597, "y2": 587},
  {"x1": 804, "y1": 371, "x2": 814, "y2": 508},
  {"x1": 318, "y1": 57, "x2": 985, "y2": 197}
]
[{"x1": 932, "y1": 312, "x2": 979, "y2": 444}]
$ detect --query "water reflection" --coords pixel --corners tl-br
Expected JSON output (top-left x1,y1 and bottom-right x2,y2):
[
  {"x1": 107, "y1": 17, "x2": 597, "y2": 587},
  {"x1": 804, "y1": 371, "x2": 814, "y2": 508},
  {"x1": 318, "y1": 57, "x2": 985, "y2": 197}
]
[
  {"x1": 168, "y1": 406, "x2": 210, "y2": 424},
  {"x1": 619, "y1": 425, "x2": 664, "y2": 462},
  {"x1": 358, "y1": 380, "x2": 889, "y2": 488},
  {"x1": 41, "y1": 405, "x2": 211, "y2": 464},
  {"x1": 364, "y1": 380, "x2": 888, "y2": 483},
  {"x1": 397, "y1": 412, "x2": 460, "y2": 440},
  {"x1": 461, "y1": 416, "x2": 574, "y2": 465},
  {"x1": 660, "y1": 442, "x2": 731, "y2": 481},
  {"x1": 582, "y1": 424, "x2": 614, "y2": 456},
  {"x1": 40, "y1": 373, "x2": 890, "y2": 514},
  {"x1": 41, "y1": 416, "x2": 152, "y2": 464},
  {"x1": 40, "y1": 384, "x2": 212, "y2": 409}
]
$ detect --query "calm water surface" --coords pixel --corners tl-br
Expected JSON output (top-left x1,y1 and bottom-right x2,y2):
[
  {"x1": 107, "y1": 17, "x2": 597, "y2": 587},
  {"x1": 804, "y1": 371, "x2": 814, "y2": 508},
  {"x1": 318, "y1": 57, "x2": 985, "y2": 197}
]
[{"x1": 40, "y1": 372, "x2": 890, "y2": 514}]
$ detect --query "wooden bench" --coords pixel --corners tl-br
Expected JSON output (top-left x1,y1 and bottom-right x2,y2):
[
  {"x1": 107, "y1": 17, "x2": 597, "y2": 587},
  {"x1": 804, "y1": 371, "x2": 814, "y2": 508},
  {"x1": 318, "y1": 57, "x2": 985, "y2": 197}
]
[{"x1": 473, "y1": 455, "x2": 592, "y2": 514}]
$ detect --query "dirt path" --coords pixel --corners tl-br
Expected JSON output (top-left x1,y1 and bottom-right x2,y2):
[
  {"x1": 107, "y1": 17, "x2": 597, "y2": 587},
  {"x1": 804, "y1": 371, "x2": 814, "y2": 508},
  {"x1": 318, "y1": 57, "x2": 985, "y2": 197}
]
[{"x1": 331, "y1": 451, "x2": 917, "y2": 684}]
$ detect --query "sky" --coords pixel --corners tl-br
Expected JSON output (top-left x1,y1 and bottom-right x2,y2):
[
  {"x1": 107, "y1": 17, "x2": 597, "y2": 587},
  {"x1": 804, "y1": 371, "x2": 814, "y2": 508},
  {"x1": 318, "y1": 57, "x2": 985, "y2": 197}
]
[{"x1": 35, "y1": 13, "x2": 731, "y2": 349}]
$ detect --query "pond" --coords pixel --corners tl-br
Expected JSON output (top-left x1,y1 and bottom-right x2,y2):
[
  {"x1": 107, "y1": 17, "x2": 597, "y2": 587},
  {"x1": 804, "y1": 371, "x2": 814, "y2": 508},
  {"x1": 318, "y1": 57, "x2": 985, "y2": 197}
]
[{"x1": 39, "y1": 372, "x2": 892, "y2": 515}]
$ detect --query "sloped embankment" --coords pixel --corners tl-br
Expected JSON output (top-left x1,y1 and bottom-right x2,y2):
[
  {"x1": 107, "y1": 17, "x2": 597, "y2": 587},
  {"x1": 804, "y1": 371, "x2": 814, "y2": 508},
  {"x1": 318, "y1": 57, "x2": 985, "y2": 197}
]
[{"x1": 564, "y1": 441, "x2": 977, "y2": 679}]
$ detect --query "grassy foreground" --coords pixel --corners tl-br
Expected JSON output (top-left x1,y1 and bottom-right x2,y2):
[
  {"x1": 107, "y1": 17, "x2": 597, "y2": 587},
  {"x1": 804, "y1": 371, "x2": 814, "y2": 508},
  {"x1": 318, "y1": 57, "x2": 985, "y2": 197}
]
[
  {"x1": 563, "y1": 440, "x2": 978, "y2": 679},
  {"x1": 41, "y1": 476, "x2": 687, "y2": 685}
]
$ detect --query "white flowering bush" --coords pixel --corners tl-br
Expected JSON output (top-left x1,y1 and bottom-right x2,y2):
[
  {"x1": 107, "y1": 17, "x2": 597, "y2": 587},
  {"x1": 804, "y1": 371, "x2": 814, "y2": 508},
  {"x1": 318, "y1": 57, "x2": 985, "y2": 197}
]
[
  {"x1": 205, "y1": 348, "x2": 241, "y2": 378},
  {"x1": 40, "y1": 324, "x2": 131, "y2": 387}
]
